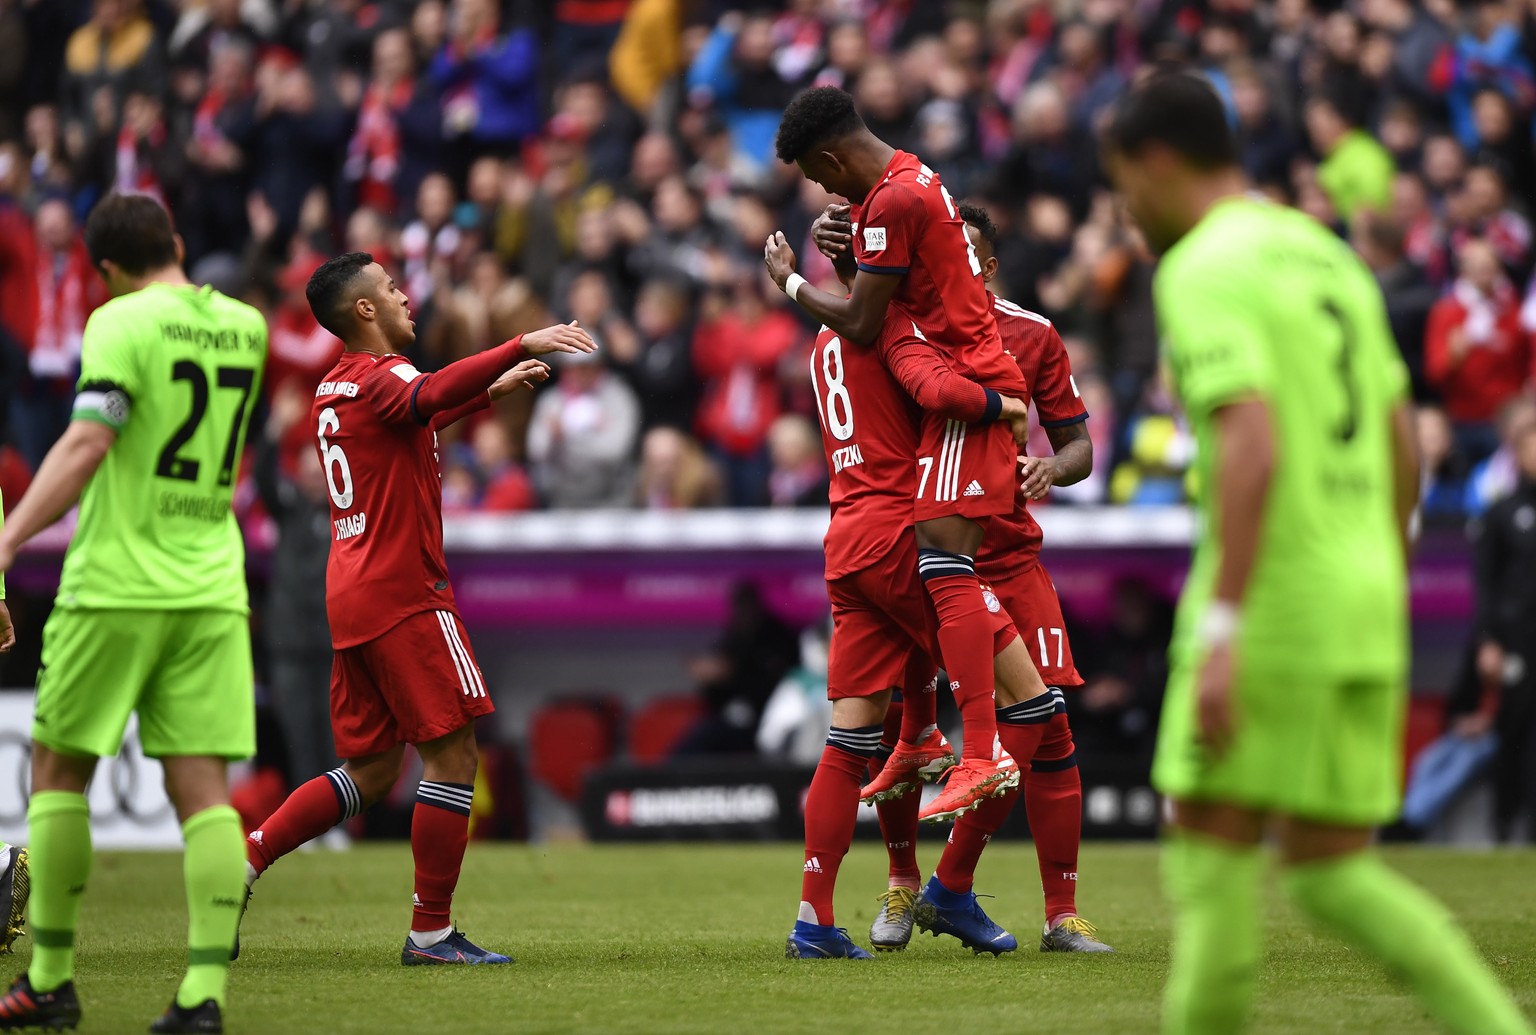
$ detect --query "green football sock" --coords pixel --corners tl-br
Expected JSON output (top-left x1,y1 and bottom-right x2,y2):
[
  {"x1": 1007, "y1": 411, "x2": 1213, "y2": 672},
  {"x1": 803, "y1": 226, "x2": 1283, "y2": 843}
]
[
  {"x1": 1284, "y1": 851, "x2": 1534, "y2": 1035},
  {"x1": 1161, "y1": 831, "x2": 1264, "y2": 1035},
  {"x1": 177, "y1": 805, "x2": 245, "y2": 1010},
  {"x1": 26, "y1": 790, "x2": 92, "y2": 993}
]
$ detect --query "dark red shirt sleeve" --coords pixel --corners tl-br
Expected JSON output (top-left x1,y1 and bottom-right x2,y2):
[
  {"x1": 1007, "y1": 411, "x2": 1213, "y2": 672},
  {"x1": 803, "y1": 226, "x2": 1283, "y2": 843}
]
[
  {"x1": 878, "y1": 333, "x2": 997, "y2": 423},
  {"x1": 366, "y1": 336, "x2": 527, "y2": 425},
  {"x1": 1030, "y1": 322, "x2": 1088, "y2": 427},
  {"x1": 855, "y1": 183, "x2": 923, "y2": 276}
]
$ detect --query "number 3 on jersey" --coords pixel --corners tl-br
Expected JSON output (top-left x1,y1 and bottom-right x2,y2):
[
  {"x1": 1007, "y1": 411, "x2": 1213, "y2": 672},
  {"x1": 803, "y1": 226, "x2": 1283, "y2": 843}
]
[
  {"x1": 317, "y1": 406, "x2": 355, "y2": 509},
  {"x1": 812, "y1": 334, "x2": 855, "y2": 442}
]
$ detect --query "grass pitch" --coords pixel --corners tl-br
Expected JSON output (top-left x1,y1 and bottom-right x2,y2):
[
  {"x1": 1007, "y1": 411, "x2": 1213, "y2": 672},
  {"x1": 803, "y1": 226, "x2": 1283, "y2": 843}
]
[{"x1": 14, "y1": 843, "x2": 1536, "y2": 1034}]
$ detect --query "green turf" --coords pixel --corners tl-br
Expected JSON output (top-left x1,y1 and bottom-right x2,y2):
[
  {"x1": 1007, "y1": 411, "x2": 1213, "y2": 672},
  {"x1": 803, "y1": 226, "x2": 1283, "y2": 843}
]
[{"x1": 7, "y1": 843, "x2": 1535, "y2": 1033}]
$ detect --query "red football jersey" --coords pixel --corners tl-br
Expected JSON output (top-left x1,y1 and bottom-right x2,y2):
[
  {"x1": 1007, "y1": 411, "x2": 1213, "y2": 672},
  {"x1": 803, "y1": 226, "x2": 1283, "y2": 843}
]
[
  {"x1": 976, "y1": 293, "x2": 1088, "y2": 577},
  {"x1": 810, "y1": 319, "x2": 922, "y2": 580},
  {"x1": 312, "y1": 350, "x2": 463, "y2": 648},
  {"x1": 851, "y1": 151, "x2": 1027, "y2": 397}
]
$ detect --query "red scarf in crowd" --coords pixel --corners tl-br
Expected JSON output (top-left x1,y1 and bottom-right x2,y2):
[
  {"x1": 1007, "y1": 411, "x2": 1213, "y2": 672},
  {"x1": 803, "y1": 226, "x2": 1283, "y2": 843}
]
[
  {"x1": 193, "y1": 86, "x2": 233, "y2": 151},
  {"x1": 115, "y1": 121, "x2": 167, "y2": 204},
  {"x1": 32, "y1": 243, "x2": 102, "y2": 379},
  {"x1": 347, "y1": 78, "x2": 413, "y2": 213}
]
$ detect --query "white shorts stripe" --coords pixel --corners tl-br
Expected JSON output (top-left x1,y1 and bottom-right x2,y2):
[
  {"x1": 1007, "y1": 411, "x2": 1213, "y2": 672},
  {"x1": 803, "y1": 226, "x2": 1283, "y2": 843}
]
[
  {"x1": 439, "y1": 610, "x2": 483, "y2": 698},
  {"x1": 449, "y1": 617, "x2": 486, "y2": 698},
  {"x1": 937, "y1": 421, "x2": 958, "y2": 502},
  {"x1": 438, "y1": 611, "x2": 485, "y2": 698},
  {"x1": 435, "y1": 611, "x2": 473, "y2": 697},
  {"x1": 947, "y1": 421, "x2": 966, "y2": 501},
  {"x1": 933, "y1": 421, "x2": 950, "y2": 502}
]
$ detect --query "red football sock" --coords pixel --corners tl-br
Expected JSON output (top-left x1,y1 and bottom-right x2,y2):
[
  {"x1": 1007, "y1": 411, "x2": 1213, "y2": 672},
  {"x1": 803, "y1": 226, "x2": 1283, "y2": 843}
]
[
  {"x1": 801, "y1": 736, "x2": 875, "y2": 925},
  {"x1": 876, "y1": 789, "x2": 922, "y2": 889},
  {"x1": 897, "y1": 660, "x2": 938, "y2": 744},
  {"x1": 1027, "y1": 713, "x2": 1081, "y2": 923},
  {"x1": 934, "y1": 712, "x2": 1048, "y2": 892},
  {"x1": 411, "y1": 781, "x2": 474, "y2": 931},
  {"x1": 246, "y1": 767, "x2": 360, "y2": 875},
  {"x1": 920, "y1": 565, "x2": 998, "y2": 760}
]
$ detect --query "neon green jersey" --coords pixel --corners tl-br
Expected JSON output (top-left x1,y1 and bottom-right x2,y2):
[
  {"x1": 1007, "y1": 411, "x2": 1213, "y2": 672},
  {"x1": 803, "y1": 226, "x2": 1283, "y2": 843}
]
[
  {"x1": 1155, "y1": 198, "x2": 1410, "y2": 680},
  {"x1": 1317, "y1": 130, "x2": 1394, "y2": 222},
  {"x1": 61, "y1": 282, "x2": 267, "y2": 612}
]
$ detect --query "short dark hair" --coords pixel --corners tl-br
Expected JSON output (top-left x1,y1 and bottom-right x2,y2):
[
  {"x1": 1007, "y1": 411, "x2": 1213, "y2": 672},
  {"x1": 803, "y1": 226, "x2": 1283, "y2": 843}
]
[
  {"x1": 306, "y1": 252, "x2": 374, "y2": 339},
  {"x1": 1468, "y1": 157, "x2": 1511, "y2": 191},
  {"x1": 957, "y1": 202, "x2": 997, "y2": 245},
  {"x1": 1306, "y1": 88, "x2": 1365, "y2": 130},
  {"x1": 84, "y1": 193, "x2": 179, "y2": 275},
  {"x1": 774, "y1": 86, "x2": 864, "y2": 164},
  {"x1": 1101, "y1": 71, "x2": 1237, "y2": 170},
  {"x1": 1358, "y1": 211, "x2": 1406, "y2": 257}
]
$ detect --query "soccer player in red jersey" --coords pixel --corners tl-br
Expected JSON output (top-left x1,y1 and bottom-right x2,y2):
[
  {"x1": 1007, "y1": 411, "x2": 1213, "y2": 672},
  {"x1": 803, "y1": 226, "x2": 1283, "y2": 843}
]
[
  {"x1": 790, "y1": 305, "x2": 1066, "y2": 958},
  {"x1": 810, "y1": 205, "x2": 1115, "y2": 953},
  {"x1": 765, "y1": 86, "x2": 1025, "y2": 821},
  {"x1": 236, "y1": 253, "x2": 595, "y2": 965},
  {"x1": 961, "y1": 204, "x2": 1112, "y2": 952}
]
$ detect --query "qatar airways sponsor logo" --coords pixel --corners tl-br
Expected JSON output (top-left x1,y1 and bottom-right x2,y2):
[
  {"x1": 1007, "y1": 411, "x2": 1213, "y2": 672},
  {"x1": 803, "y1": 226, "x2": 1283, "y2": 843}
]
[
  {"x1": 334, "y1": 512, "x2": 368, "y2": 540},
  {"x1": 831, "y1": 444, "x2": 864, "y2": 473},
  {"x1": 315, "y1": 381, "x2": 360, "y2": 398},
  {"x1": 604, "y1": 785, "x2": 778, "y2": 827}
]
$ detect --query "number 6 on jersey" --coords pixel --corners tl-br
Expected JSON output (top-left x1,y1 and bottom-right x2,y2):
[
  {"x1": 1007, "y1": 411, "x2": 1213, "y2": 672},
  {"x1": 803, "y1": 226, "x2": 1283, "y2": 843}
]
[{"x1": 317, "y1": 406, "x2": 354, "y2": 509}]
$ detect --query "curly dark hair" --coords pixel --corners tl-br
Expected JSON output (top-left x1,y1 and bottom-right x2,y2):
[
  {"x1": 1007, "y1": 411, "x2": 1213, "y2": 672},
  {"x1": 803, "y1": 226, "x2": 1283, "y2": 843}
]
[
  {"x1": 957, "y1": 202, "x2": 997, "y2": 245},
  {"x1": 306, "y1": 251, "x2": 374, "y2": 339},
  {"x1": 774, "y1": 86, "x2": 864, "y2": 164}
]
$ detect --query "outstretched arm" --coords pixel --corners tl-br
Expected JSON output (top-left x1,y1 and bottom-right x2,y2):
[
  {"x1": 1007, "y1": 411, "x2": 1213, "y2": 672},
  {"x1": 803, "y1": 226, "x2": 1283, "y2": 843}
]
[
  {"x1": 386, "y1": 324, "x2": 594, "y2": 425},
  {"x1": 432, "y1": 359, "x2": 551, "y2": 430}
]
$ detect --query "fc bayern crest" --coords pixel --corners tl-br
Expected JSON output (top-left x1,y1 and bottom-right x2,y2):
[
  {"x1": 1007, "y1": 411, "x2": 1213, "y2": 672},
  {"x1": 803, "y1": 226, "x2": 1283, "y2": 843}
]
[{"x1": 982, "y1": 589, "x2": 1001, "y2": 613}]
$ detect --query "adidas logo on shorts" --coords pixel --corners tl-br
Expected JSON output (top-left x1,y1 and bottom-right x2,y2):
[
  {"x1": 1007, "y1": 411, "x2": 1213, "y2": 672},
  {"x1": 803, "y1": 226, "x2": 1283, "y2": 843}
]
[{"x1": 963, "y1": 480, "x2": 985, "y2": 497}]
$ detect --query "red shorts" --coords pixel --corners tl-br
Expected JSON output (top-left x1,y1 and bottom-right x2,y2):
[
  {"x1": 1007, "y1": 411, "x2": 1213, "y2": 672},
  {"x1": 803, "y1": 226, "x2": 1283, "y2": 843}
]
[
  {"x1": 827, "y1": 530, "x2": 1016, "y2": 699},
  {"x1": 330, "y1": 608, "x2": 495, "y2": 758},
  {"x1": 913, "y1": 414, "x2": 1018, "y2": 521},
  {"x1": 984, "y1": 562, "x2": 1083, "y2": 688}
]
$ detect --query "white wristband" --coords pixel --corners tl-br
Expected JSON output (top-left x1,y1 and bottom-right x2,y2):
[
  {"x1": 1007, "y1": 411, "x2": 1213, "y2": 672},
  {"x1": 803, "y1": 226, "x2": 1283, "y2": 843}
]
[
  {"x1": 1197, "y1": 600, "x2": 1241, "y2": 647},
  {"x1": 785, "y1": 272, "x2": 807, "y2": 303}
]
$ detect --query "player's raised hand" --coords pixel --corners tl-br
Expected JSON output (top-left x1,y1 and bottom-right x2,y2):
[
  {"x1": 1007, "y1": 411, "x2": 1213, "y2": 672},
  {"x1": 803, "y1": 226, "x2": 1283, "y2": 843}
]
[
  {"x1": 520, "y1": 322, "x2": 597, "y2": 357},
  {"x1": 811, "y1": 204, "x2": 853, "y2": 258},
  {"x1": 489, "y1": 359, "x2": 551, "y2": 400},
  {"x1": 0, "y1": 601, "x2": 13, "y2": 654},
  {"x1": 763, "y1": 231, "x2": 798, "y2": 289},
  {"x1": 1194, "y1": 642, "x2": 1238, "y2": 757}
]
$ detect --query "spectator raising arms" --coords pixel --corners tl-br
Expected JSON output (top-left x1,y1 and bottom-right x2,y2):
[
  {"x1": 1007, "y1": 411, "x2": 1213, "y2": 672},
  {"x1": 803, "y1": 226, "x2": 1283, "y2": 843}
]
[
  {"x1": 431, "y1": 0, "x2": 540, "y2": 171},
  {"x1": 1426, "y1": 238, "x2": 1531, "y2": 459}
]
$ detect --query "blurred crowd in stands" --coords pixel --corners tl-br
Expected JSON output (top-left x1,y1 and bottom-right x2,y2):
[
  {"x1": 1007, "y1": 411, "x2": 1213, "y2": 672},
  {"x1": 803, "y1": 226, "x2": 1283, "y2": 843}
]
[{"x1": 0, "y1": 0, "x2": 1534, "y2": 519}]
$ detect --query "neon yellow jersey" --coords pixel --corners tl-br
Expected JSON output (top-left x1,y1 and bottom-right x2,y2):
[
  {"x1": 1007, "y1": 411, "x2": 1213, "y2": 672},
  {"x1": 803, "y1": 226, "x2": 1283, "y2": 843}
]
[
  {"x1": 1317, "y1": 130, "x2": 1394, "y2": 222},
  {"x1": 1155, "y1": 198, "x2": 1410, "y2": 680},
  {"x1": 60, "y1": 283, "x2": 267, "y2": 612}
]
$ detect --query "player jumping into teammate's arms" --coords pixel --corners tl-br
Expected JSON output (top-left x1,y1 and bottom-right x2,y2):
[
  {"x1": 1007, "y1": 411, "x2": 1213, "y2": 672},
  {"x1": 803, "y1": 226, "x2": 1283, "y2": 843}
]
[
  {"x1": 812, "y1": 202, "x2": 1113, "y2": 953},
  {"x1": 766, "y1": 87, "x2": 1029, "y2": 821},
  {"x1": 235, "y1": 252, "x2": 594, "y2": 967},
  {"x1": 0, "y1": 194, "x2": 266, "y2": 1034},
  {"x1": 1104, "y1": 73, "x2": 1531, "y2": 1034},
  {"x1": 791, "y1": 305, "x2": 1061, "y2": 959}
]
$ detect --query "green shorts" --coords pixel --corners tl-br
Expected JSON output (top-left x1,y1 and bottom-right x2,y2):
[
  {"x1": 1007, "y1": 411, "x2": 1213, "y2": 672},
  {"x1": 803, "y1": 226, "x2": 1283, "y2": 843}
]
[
  {"x1": 33, "y1": 608, "x2": 255, "y2": 761},
  {"x1": 1151, "y1": 661, "x2": 1406, "y2": 827}
]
